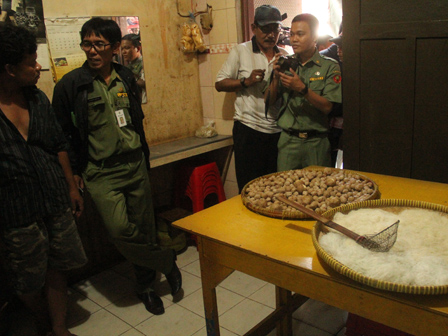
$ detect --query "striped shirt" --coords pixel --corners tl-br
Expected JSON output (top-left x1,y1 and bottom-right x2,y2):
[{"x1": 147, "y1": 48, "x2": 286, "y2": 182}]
[{"x1": 0, "y1": 87, "x2": 71, "y2": 229}]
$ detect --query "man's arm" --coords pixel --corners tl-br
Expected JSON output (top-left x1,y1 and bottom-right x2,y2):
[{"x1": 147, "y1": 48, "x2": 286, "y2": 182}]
[
  {"x1": 215, "y1": 44, "x2": 266, "y2": 92},
  {"x1": 58, "y1": 151, "x2": 83, "y2": 218},
  {"x1": 215, "y1": 69, "x2": 266, "y2": 92},
  {"x1": 52, "y1": 79, "x2": 82, "y2": 175}
]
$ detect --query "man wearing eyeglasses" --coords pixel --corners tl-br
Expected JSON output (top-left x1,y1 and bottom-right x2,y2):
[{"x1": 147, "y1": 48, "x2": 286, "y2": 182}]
[
  {"x1": 52, "y1": 17, "x2": 182, "y2": 316},
  {"x1": 215, "y1": 5, "x2": 288, "y2": 193}
]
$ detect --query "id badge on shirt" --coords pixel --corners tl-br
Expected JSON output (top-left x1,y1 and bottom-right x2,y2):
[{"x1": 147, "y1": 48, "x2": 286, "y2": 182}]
[{"x1": 115, "y1": 109, "x2": 127, "y2": 127}]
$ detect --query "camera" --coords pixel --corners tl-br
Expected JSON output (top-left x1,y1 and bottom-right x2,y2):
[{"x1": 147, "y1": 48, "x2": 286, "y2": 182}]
[{"x1": 277, "y1": 55, "x2": 300, "y2": 73}]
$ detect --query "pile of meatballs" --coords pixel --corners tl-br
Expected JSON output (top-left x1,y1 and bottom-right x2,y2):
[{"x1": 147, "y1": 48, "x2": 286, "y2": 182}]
[{"x1": 242, "y1": 168, "x2": 378, "y2": 217}]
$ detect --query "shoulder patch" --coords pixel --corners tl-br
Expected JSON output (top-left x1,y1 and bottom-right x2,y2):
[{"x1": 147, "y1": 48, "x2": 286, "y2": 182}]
[{"x1": 333, "y1": 75, "x2": 342, "y2": 84}]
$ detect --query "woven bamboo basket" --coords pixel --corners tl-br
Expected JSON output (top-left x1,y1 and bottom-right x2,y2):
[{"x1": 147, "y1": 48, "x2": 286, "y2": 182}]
[
  {"x1": 241, "y1": 167, "x2": 380, "y2": 219},
  {"x1": 312, "y1": 199, "x2": 448, "y2": 294}
]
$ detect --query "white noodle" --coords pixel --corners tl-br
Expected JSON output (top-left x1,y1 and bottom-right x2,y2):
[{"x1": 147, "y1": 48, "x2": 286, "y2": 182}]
[{"x1": 319, "y1": 208, "x2": 448, "y2": 286}]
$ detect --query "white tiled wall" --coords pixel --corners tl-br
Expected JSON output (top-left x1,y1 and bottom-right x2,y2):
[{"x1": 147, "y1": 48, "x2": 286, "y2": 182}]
[{"x1": 196, "y1": 0, "x2": 239, "y2": 198}]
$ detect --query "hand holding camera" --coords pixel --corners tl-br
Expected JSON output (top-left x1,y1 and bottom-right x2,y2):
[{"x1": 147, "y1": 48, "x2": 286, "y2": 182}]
[
  {"x1": 277, "y1": 55, "x2": 300, "y2": 73},
  {"x1": 279, "y1": 67, "x2": 307, "y2": 94},
  {"x1": 273, "y1": 53, "x2": 299, "y2": 79}
]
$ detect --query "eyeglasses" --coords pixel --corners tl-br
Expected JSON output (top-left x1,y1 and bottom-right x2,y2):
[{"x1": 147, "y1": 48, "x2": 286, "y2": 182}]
[
  {"x1": 256, "y1": 25, "x2": 282, "y2": 34},
  {"x1": 79, "y1": 41, "x2": 112, "y2": 52}
]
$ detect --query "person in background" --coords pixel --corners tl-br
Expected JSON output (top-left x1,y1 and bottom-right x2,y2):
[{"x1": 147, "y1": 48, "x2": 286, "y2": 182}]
[
  {"x1": 316, "y1": 34, "x2": 334, "y2": 51},
  {"x1": 330, "y1": 34, "x2": 343, "y2": 63},
  {"x1": 0, "y1": 23, "x2": 87, "y2": 336},
  {"x1": 52, "y1": 17, "x2": 181, "y2": 316},
  {"x1": 320, "y1": 23, "x2": 342, "y2": 66},
  {"x1": 121, "y1": 33, "x2": 146, "y2": 103},
  {"x1": 266, "y1": 14, "x2": 342, "y2": 171},
  {"x1": 322, "y1": 32, "x2": 343, "y2": 167},
  {"x1": 215, "y1": 5, "x2": 288, "y2": 192}
]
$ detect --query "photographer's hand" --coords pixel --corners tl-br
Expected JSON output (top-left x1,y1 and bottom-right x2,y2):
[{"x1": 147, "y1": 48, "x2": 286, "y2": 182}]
[
  {"x1": 279, "y1": 68, "x2": 306, "y2": 93},
  {"x1": 279, "y1": 68, "x2": 334, "y2": 114}
]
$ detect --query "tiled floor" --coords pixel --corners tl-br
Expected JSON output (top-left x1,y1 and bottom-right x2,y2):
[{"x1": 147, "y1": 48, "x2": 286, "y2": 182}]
[{"x1": 67, "y1": 246, "x2": 348, "y2": 336}]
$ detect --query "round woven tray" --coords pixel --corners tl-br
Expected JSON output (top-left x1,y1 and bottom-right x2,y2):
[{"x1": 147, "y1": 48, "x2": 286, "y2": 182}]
[
  {"x1": 312, "y1": 199, "x2": 448, "y2": 294},
  {"x1": 241, "y1": 167, "x2": 380, "y2": 219}
]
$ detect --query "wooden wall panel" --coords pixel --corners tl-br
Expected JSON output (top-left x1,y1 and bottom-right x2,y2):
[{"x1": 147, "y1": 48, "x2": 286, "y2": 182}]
[
  {"x1": 358, "y1": 39, "x2": 414, "y2": 176},
  {"x1": 343, "y1": 0, "x2": 448, "y2": 183},
  {"x1": 412, "y1": 38, "x2": 448, "y2": 183},
  {"x1": 360, "y1": 0, "x2": 448, "y2": 24}
]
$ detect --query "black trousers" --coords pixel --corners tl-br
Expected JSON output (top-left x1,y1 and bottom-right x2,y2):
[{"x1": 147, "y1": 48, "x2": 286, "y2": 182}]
[{"x1": 233, "y1": 121, "x2": 281, "y2": 193}]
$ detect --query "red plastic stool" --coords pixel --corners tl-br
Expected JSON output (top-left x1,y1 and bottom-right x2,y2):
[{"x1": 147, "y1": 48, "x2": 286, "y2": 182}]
[
  {"x1": 175, "y1": 162, "x2": 227, "y2": 247},
  {"x1": 183, "y1": 162, "x2": 226, "y2": 213}
]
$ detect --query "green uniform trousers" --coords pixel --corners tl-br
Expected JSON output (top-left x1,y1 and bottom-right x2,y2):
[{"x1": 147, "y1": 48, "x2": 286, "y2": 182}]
[
  {"x1": 277, "y1": 131, "x2": 332, "y2": 172},
  {"x1": 83, "y1": 152, "x2": 174, "y2": 292}
]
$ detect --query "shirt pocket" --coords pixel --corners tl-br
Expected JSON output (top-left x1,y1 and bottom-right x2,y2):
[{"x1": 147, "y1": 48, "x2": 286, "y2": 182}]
[
  {"x1": 309, "y1": 79, "x2": 326, "y2": 96},
  {"x1": 87, "y1": 96, "x2": 107, "y2": 129},
  {"x1": 115, "y1": 94, "x2": 131, "y2": 109}
]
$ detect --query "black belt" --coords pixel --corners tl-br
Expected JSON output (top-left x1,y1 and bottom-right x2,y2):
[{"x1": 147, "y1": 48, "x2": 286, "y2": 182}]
[
  {"x1": 283, "y1": 129, "x2": 328, "y2": 139},
  {"x1": 90, "y1": 150, "x2": 143, "y2": 168}
]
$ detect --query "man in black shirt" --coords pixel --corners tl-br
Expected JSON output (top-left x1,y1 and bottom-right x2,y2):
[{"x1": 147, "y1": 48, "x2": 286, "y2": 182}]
[{"x1": 0, "y1": 24, "x2": 87, "y2": 336}]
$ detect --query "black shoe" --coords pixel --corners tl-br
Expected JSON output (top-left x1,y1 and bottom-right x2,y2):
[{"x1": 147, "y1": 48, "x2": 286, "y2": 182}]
[
  {"x1": 166, "y1": 261, "x2": 182, "y2": 296},
  {"x1": 137, "y1": 292, "x2": 165, "y2": 315}
]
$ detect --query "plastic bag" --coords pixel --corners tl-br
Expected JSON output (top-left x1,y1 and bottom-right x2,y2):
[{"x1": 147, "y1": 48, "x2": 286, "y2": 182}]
[
  {"x1": 190, "y1": 22, "x2": 206, "y2": 52},
  {"x1": 180, "y1": 21, "x2": 196, "y2": 53},
  {"x1": 195, "y1": 121, "x2": 218, "y2": 138},
  {"x1": 179, "y1": 16, "x2": 206, "y2": 53}
]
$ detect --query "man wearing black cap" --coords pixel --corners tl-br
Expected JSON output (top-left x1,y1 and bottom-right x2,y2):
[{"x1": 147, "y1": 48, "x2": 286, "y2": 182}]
[
  {"x1": 329, "y1": 35, "x2": 343, "y2": 63},
  {"x1": 215, "y1": 5, "x2": 288, "y2": 192},
  {"x1": 320, "y1": 23, "x2": 342, "y2": 66},
  {"x1": 317, "y1": 35, "x2": 334, "y2": 52}
]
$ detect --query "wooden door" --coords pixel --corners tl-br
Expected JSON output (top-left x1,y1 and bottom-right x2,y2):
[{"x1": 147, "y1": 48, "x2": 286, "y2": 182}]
[{"x1": 343, "y1": 0, "x2": 448, "y2": 183}]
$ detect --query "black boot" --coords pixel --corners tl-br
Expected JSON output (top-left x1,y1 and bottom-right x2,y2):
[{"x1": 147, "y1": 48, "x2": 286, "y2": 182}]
[
  {"x1": 166, "y1": 261, "x2": 182, "y2": 296},
  {"x1": 137, "y1": 291, "x2": 165, "y2": 315}
]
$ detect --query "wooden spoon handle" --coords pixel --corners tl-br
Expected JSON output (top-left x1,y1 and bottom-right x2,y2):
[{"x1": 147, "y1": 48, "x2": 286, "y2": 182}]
[
  {"x1": 276, "y1": 196, "x2": 328, "y2": 221},
  {"x1": 276, "y1": 196, "x2": 361, "y2": 241}
]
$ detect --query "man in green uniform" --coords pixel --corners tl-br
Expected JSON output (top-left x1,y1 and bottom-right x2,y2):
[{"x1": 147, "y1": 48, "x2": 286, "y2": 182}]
[
  {"x1": 52, "y1": 18, "x2": 181, "y2": 316},
  {"x1": 267, "y1": 13, "x2": 342, "y2": 171},
  {"x1": 121, "y1": 34, "x2": 146, "y2": 103}
]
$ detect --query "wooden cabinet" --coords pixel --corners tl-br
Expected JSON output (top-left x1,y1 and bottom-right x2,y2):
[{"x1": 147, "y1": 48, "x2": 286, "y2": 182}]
[{"x1": 343, "y1": 0, "x2": 448, "y2": 183}]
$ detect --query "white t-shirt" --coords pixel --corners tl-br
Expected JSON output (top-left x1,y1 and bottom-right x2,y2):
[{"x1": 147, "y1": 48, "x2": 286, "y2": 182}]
[{"x1": 216, "y1": 39, "x2": 288, "y2": 133}]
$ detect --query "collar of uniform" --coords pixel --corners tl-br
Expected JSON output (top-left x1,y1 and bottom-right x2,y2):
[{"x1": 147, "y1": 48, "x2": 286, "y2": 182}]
[
  {"x1": 89, "y1": 65, "x2": 122, "y2": 84},
  {"x1": 301, "y1": 48, "x2": 323, "y2": 67},
  {"x1": 251, "y1": 35, "x2": 280, "y2": 54}
]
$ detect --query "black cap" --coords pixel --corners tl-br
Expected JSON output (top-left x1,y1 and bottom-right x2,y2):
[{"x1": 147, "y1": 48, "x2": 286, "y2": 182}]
[
  {"x1": 254, "y1": 5, "x2": 283, "y2": 26},
  {"x1": 330, "y1": 35, "x2": 342, "y2": 46}
]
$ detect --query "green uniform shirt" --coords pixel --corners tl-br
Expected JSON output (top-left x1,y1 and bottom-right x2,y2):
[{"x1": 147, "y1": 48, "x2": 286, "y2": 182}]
[
  {"x1": 126, "y1": 55, "x2": 143, "y2": 79},
  {"x1": 87, "y1": 68, "x2": 141, "y2": 161},
  {"x1": 277, "y1": 50, "x2": 342, "y2": 133}
]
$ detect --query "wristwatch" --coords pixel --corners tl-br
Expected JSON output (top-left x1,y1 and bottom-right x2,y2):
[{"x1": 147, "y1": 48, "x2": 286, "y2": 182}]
[
  {"x1": 240, "y1": 77, "x2": 248, "y2": 88},
  {"x1": 300, "y1": 84, "x2": 309, "y2": 95}
]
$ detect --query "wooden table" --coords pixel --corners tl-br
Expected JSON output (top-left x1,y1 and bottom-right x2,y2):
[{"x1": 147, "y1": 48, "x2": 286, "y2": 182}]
[{"x1": 173, "y1": 170, "x2": 448, "y2": 336}]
